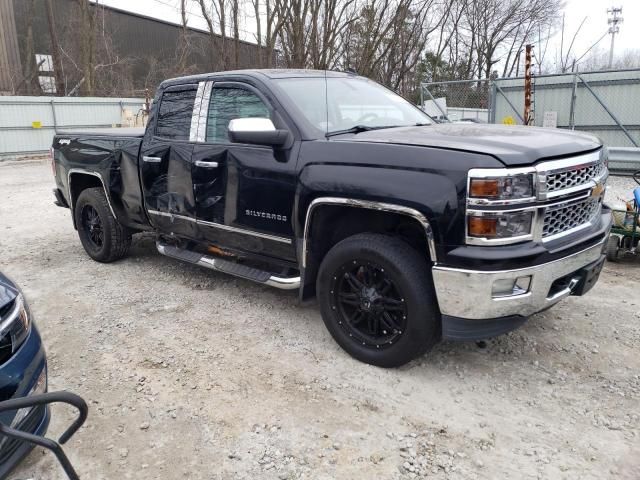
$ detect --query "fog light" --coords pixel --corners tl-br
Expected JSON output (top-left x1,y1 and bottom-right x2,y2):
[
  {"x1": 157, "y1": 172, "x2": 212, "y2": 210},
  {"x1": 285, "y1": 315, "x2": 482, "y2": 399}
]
[{"x1": 492, "y1": 276, "x2": 531, "y2": 298}]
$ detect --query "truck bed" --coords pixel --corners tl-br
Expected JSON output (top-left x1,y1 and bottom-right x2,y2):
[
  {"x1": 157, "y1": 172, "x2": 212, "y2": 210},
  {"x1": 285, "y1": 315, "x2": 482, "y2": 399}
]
[{"x1": 53, "y1": 130, "x2": 148, "y2": 231}]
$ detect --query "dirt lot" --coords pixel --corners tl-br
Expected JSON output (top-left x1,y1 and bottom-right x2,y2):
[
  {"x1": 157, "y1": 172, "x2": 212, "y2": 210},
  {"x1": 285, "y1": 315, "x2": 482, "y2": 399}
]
[{"x1": 1, "y1": 159, "x2": 639, "y2": 480}]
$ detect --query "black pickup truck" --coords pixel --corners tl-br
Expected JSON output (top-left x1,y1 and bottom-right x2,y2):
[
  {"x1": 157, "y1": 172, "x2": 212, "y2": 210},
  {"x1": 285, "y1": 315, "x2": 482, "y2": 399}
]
[{"x1": 51, "y1": 69, "x2": 611, "y2": 367}]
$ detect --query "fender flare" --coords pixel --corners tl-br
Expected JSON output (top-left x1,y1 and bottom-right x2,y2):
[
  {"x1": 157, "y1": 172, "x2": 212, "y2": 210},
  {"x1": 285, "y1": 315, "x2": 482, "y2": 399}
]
[
  {"x1": 301, "y1": 197, "x2": 438, "y2": 268},
  {"x1": 67, "y1": 169, "x2": 118, "y2": 227}
]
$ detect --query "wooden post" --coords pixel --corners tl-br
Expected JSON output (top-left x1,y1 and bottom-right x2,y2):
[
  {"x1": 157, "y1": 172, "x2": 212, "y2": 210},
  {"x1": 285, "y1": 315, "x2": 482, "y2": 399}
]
[{"x1": 524, "y1": 44, "x2": 532, "y2": 125}]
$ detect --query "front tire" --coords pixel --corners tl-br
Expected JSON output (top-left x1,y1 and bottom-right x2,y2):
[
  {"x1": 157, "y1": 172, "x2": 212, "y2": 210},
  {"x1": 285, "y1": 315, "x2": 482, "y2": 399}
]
[
  {"x1": 74, "y1": 187, "x2": 131, "y2": 263},
  {"x1": 606, "y1": 235, "x2": 620, "y2": 262},
  {"x1": 316, "y1": 233, "x2": 440, "y2": 367}
]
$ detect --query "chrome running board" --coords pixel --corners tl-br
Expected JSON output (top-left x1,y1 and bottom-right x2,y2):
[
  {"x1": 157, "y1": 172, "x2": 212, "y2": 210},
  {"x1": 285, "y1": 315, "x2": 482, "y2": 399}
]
[{"x1": 156, "y1": 241, "x2": 300, "y2": 290}]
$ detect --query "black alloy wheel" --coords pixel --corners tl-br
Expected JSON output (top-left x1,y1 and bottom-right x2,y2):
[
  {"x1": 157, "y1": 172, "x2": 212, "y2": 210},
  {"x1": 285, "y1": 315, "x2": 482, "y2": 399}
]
[
  {"x1": 317, "y1": 233, "x2": 441, "y2": 367},
  {"x1": 74, "y1": 187, "x2": 132, "y2": 263},
  {"x1": 331, "y1": 260, "x2": 408, "y2": 349},
  {"x1": 81, "y1": 205, "x2": 104, "y2": 249}
]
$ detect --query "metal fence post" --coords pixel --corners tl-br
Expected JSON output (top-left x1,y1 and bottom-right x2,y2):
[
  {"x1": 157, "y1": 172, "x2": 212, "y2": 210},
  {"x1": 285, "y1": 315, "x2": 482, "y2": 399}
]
[
  {"x1": 489, "y1": 81, "x2": 497, "y2": 124},
  {"x1": 422, "y1": 85, "x2": 449, "y2": 121},
  {"x1": 568, "y1": 73, "x2": 578, "y2": 130},
  {"x1": 50, "y1": 99, "x2": 58, "y2": 134}
]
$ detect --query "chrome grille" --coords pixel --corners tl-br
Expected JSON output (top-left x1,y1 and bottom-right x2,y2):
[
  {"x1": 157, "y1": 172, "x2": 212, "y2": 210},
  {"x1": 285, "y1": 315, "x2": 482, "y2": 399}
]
[
  {"x1": 546, "y1": 161, "x2": 605, "y2": 193},
  {"x1": 543, "y1": 198, "x2": 601, "y2": 237}
]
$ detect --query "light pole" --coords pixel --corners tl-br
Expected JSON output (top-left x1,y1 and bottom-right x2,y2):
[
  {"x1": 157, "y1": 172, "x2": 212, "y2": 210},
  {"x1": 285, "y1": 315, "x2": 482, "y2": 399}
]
[{"x1": 607, "y1": 7, "x2": 623, "y2": 69}]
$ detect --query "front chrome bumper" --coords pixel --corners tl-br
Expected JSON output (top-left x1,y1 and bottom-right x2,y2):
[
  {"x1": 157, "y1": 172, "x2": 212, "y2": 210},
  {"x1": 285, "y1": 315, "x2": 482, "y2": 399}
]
[{"x1": 432, "y1": 236, "x2": 607, "y2": 320}]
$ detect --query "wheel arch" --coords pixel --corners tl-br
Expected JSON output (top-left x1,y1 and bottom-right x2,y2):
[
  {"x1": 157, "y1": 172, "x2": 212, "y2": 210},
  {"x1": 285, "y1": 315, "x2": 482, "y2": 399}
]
[
  {"x1": 67, "y1": 170, "x2": 118, "y2": 229},
  {"x1": 300, "y1": 197, "x2": 437, "y2": 300}
]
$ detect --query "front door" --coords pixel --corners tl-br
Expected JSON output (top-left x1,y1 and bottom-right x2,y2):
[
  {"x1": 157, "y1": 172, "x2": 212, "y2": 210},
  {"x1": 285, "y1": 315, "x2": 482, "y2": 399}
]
[
  {"x1": 192, "y1": 81, "x2": 298, "y2": 262},
  {"x1": 140, "y1": 84, "x2": 198, "y2": 238}
]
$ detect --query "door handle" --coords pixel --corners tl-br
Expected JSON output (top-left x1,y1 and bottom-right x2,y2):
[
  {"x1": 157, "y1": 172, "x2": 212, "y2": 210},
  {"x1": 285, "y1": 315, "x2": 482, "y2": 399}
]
[
  {"x1": 195, "y1": 160, "x2": 219, "y2": 168},
  {"x1": 143, "y1": 156, "x2": 162, "y2": 163}
]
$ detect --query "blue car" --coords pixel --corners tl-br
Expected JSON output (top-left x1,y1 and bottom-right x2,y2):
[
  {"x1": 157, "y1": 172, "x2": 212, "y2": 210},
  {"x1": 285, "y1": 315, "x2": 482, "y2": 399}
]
[{"x1": 0, "y1": 272, "x2": 49, "y2": 479}]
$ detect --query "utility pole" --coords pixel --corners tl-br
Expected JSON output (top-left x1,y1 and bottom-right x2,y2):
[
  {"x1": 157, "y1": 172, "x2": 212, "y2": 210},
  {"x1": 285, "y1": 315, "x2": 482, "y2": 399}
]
[{"x1": 607, "y1": 7, "x2": 623, "y2": 69}]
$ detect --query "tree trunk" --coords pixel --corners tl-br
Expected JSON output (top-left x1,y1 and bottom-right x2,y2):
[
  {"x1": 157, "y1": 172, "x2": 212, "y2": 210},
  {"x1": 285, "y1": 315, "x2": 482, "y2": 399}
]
[
  {"x1": 45, "y1": 0, "x2": 65, "y2": 94},
  {"x1": 24, "y1": 0, "x2": 41, "y2": 95},
  {"x1": 78, "y1": 0, "x2": 96, "y2": 95},
  {"x1": 232, "y1": 0, "x2": 240, "y2": 68}
]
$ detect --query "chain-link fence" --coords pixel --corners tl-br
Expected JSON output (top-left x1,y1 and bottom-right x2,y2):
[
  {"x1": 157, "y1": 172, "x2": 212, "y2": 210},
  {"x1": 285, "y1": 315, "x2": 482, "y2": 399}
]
[
  {"x1": 420, "y1": 79, "x2": 491, "y2": 123},
  {"x1": 421, "y1": 68, "x2": 640, "y2": 149}
]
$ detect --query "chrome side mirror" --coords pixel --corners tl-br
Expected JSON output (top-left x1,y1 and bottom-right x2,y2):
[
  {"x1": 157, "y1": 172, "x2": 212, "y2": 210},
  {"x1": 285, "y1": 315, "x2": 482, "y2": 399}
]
[{"x1": 227, "y1": 118, "x2": 289, "y2": 146}]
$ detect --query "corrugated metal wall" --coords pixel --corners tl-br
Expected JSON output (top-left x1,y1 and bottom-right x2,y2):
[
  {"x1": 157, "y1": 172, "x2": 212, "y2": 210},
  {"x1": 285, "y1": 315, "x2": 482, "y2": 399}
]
[
  {"x1": 493, "y1": 69, "x2": 640, "y2": 147},
  {"x1": 0, "y1": 96, "x2": 145, "y2": 157}
]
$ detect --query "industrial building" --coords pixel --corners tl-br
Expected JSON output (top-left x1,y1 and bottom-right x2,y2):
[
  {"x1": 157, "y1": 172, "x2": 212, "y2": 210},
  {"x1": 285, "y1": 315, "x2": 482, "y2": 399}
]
[{"x1": 0, "y1": 0, "x2": 267, "y2": 96}]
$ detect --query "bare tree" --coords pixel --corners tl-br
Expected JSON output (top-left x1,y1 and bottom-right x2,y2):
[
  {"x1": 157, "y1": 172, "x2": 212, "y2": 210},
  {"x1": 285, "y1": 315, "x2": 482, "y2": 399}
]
[
  {"x1": 21, "y1": 0, "x2": 42, "y2": 95},
  {"x1": 250, "y1": 0, "x2": 286, "y2": 67},
  {"x1": 340, "y1": 0, "x2": 448, "y2": 96},
  {"x1": 461, "y1": 0, "x2": 561, "y2": 79},
  {"x1": 45, "y1": 0, "x2": 65, "y2": 94},
  {"x1": 427, "y1": 0, "x2": 468, "y2": 82},
  {"x1": 196, "y1": 0, "x2": 231, "y2": 70},
  {"x1": 277, "y1": 0, "x2": 310, "y2": 67},
  {"x1": 77, "y1": 0, "x2": 98, "y2": 95},
  {"x1": 231, "y1": 0, "x2": 240, "y2": 68},
  {"x1": 556, "y1": 14, "x2": 588, "y2": 73},
  {"x1": 176, "y1": 0, "x2": 191, "y2": 74}
]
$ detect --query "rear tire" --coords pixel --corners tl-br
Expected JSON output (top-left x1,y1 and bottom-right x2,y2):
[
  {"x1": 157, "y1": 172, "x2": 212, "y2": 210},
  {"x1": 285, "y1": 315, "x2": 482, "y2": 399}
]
[
  {"x1": 606, "y1": 235, "x2": 620, "y2": 262},
  {"x1": 316, "y1": 233, "x2": 440, "y2": 368},
  {"x1": 74, "y1": 187, "x2": 131, "y2": 263}
]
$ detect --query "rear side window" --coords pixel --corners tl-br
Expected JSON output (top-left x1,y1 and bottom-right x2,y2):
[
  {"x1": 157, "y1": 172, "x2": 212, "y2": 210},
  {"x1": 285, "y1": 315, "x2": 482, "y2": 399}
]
[
  {"x1": 206, "y1": 87, "x2": 270, "y2": 143},
  {"x1": 156, "y1": 87, "x2": 197, "y2": 140}
]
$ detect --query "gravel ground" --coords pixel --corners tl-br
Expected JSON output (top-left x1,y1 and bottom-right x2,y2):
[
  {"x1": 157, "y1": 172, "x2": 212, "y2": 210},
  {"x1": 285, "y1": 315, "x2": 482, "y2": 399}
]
[{"x1": 1, "y1": 159, "x2": 639, "y2": 480}]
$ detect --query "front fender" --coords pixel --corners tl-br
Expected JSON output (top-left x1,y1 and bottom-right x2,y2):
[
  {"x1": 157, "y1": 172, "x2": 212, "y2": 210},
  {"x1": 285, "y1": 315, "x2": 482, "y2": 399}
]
[{"x1": 296, "y1": 163, "x2": 461, "y2": 256}]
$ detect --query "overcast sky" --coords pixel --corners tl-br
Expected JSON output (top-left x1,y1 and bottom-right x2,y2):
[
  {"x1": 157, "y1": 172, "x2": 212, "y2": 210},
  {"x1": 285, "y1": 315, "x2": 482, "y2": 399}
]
[
  {"x1": 551, "y1": 0, "x2": 639, "y2": 61},
  {"x1": 97, "y1": 0, "x2": 639, "y2": 70}
]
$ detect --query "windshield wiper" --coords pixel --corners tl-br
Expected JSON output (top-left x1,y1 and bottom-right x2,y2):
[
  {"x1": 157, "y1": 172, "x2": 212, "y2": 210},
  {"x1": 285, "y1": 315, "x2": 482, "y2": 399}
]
[{"x1": 325, "y1": 125, "x2": 400, "y2": 138}]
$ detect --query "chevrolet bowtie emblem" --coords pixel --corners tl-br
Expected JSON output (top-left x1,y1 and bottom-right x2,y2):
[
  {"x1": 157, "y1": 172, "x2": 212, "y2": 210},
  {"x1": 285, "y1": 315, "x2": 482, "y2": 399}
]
[{"x1": 590, "y1": 181, "x2": 605, "y2": 199}]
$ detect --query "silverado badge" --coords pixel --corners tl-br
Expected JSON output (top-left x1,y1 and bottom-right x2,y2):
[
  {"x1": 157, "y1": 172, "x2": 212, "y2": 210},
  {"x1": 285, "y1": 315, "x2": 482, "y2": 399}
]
[{"x1": 245, "y1": 209, "x2": 287, "y2": 222}]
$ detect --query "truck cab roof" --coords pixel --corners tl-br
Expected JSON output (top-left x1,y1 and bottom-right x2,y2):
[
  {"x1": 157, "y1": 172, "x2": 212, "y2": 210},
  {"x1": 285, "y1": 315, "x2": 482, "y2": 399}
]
[{"x1": 160, "y1": 69, "x2": 355, "y2": 89}]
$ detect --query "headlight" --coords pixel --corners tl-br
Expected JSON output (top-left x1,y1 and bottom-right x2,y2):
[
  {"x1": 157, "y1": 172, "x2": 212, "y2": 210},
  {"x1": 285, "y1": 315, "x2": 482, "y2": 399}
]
[
  {"x1": 0, "y1": 294, "x2": 31, "y2": 358},
  {"x1": 469, "y1": 174, "x2": 534, "y2": 201},
  {"x1": 467, "y1": 211, "x2": 534, "y2": 241}
]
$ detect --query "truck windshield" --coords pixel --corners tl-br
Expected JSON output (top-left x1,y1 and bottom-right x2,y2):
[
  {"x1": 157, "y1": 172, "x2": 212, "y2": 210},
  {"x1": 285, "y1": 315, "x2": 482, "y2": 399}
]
[{"x1": 274, "y1": 76, "x2": 431, "y2": 136}]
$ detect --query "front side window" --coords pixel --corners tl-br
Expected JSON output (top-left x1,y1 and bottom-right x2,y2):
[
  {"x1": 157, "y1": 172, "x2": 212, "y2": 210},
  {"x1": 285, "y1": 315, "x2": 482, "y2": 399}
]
[
  {"x1": 206, "y1": 87, "x2": 271, "y2": 143},
  {"x1": 274, "y1": 77, "x2": 431, "y2": 135},
  {"x1": 155, "y1": 87, "x2": 197, "y2": 140}
]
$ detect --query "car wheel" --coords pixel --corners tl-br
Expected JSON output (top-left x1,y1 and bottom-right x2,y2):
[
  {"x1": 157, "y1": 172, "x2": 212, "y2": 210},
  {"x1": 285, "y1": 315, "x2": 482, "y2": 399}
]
[
  {"x1": 74, "y1": 187, "x2": 131, "y2": 263},
  {"x1": 606, "y1": 235, "x2": 619, "y2": 262},
  {"x1": 317, "y1": 233, "x2": 440, "y2": 367}
]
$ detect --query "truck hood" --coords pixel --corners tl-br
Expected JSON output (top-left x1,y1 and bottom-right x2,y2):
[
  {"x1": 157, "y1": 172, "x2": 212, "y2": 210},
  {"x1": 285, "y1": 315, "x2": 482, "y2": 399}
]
[{"x1": 342, "y1": 123, "x2": 601, "y2": 166}]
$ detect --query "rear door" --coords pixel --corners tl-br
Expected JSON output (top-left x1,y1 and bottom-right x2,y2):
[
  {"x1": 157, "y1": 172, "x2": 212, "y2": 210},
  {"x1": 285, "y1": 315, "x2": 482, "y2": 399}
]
[
  {"x1": 191, "y1": 81, "x2": 298, "y2": 262},
  {"x1": 140, "y1": 84, "x2": 200, "y2": 237}
]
